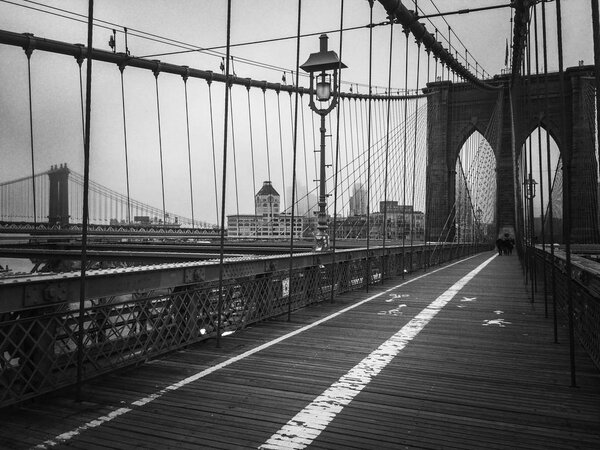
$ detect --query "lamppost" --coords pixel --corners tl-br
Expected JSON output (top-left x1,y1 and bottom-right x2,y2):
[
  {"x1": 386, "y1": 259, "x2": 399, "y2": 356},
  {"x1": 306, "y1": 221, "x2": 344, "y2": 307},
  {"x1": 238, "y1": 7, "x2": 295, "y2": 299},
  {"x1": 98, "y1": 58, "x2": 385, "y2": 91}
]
[
  {"x1": 523, "y1": 173, "x2": 537, "y2": 243},
  {"x1": 301, "y1": 34, "x2": 347, "y2": 251}
]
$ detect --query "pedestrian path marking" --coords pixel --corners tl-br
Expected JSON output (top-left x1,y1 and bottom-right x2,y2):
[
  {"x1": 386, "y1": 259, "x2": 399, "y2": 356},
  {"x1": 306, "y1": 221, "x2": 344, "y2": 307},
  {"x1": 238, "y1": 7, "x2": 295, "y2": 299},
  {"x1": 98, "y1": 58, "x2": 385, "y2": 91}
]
[
  {"x1": 33, "y1": 253, "x2": 487, "y2": 449},
  {"x1": 260, "y1": 253, "x2": 497, "y2": 450}
]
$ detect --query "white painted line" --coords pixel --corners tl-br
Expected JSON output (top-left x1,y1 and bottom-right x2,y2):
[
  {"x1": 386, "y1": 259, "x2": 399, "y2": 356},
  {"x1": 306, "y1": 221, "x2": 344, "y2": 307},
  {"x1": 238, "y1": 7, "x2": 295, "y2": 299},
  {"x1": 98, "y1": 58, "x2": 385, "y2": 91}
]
[
  {"x1": 33, "y1": 253, "x2": 485, "y2": 449},
  {"x1": 259, "y1": 253, "x2": 497, "y2": 450}
]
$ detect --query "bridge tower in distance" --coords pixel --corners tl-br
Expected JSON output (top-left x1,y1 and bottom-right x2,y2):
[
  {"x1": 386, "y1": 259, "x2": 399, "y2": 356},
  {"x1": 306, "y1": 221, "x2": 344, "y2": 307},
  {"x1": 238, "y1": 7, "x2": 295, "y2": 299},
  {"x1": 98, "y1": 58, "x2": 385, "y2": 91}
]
[{"x1": 48, "y1": 163, "x2": 70, "y2": 226}]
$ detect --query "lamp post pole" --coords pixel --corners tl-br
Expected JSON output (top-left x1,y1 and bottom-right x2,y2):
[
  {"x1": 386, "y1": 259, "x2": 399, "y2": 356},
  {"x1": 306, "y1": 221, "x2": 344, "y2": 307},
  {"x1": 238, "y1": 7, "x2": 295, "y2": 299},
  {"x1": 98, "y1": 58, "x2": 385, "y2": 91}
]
[
  {"x1": 317, "y1": 113, "x2": 328, "y2": 248},
  {"x1": 301, "y1": 34, "x2": 347, "y2": 251},
  {"x1": 524, "y1": 173, "x2": 537, "y2": 302},
  {"x1": 524, "y1": 173, "x2": 537, "y2": 244}
]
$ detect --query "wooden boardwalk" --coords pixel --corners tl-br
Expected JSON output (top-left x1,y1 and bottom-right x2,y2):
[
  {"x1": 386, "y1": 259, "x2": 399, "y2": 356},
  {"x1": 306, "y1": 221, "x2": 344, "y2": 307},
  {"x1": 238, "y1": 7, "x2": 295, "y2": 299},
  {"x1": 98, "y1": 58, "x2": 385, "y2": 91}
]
[{"x1": 1, "y1": 251, "x2": 599, "y2": 449}]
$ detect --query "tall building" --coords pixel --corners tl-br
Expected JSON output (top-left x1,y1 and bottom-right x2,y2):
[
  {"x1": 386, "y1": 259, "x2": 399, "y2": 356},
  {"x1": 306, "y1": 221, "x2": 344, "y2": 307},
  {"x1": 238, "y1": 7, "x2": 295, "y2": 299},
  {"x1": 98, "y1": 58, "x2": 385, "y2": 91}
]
[
  {"x1": 255, "y1": 181, "x2": 280, "y2": 217},
  {"x1": 349, "y1": 184, "x2": 368, "y2": 216},
  {"x1": 227, "y1": 181, "x2": 313, "y2": 238}
]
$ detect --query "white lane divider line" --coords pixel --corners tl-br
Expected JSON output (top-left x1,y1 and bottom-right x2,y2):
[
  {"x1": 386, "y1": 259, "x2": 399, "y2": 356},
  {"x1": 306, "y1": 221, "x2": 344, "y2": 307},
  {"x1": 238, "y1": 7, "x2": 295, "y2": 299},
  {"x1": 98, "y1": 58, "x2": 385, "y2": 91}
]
[
  {"x1": 33, "y1": 253, "x2": 485, "y2": 449},
  {"x1": 259, "y1": 253, "x2": 497, "y2": 450}
]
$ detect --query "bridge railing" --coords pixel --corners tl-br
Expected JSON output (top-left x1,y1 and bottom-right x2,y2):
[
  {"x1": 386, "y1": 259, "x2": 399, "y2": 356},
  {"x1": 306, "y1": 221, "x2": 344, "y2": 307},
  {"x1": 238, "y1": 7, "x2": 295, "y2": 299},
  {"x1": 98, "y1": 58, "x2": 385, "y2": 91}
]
[
  {"x1": 0, "y1": 242, "x2": 487, "y2": 408},
  {"x1": 532, "y1": 246, "x2": 600, "y2": 371}
]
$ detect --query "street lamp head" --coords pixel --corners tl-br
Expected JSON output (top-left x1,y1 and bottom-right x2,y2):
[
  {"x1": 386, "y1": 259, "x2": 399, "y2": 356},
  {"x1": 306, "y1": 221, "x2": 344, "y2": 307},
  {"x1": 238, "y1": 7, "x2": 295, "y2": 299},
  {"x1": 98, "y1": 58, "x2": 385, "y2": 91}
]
[
  {"x1": 300, "y1": 34, "x2": 347, "y2": 73},
  {"x1": 301, "y1": 34, "x2": 347, "y2": 113},
  {"x1": 316, "y1": 72, "x2": 331, "y2": 101},
  {"x1": 523, "y1": 174, "x2": 537, "y2": 199}
]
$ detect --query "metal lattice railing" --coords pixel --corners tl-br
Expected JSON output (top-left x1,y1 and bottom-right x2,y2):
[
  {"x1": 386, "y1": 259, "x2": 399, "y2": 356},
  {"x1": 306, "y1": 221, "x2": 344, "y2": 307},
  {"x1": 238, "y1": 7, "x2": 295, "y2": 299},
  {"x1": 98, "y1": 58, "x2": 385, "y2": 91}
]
[
  {"x1": 0, "y1": 243, "x2": 485, "y2": 408},
  {"x1": 533, "y1": 247, "x2": 600, "y2": 371}
]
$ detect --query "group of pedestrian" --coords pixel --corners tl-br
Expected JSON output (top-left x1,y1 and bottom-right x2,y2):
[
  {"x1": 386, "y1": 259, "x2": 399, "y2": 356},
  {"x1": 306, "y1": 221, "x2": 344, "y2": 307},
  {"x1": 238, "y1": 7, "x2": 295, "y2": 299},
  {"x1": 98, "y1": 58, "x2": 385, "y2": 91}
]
[{"x1": 496, "y1": 233, "x2": 514, "y2": 255}]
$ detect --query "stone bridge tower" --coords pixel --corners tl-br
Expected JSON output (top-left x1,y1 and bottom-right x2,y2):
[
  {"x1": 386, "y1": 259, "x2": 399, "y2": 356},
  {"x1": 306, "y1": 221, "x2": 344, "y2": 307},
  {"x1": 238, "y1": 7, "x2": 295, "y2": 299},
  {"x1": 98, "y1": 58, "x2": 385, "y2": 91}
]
[
  {"x1": 424, "y1": 65, "x2": 598, "y2": 244},
  {"x1": 48, "y1": 164, "x2": 70, "y2": 227}
]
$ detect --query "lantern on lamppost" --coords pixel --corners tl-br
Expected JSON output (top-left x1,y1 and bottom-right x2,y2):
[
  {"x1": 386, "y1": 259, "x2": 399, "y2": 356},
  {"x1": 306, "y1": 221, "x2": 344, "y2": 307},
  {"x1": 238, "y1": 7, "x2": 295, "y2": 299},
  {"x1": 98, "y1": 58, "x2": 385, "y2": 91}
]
[
  {"x1": 523, "y1": 173, "x2": 537, "y2": 200},
  {"x1": 301, "y1": 34, "x2": 347, "y2": 251},
  {"x1": 523, "y1": 173, "x2": 537, "y2": 244}
]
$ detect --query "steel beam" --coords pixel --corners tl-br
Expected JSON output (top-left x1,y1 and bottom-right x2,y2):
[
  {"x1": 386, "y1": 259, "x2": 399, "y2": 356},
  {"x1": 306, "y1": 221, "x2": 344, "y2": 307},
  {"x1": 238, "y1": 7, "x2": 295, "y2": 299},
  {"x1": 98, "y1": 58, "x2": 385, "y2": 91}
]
[
  {"x1": 377, "y1": 0, "x2": 501, "y2": 91},
  {"x1": 0, "y1": 244, "x2": 429, "y2": 311},
  {"x1": 0, "y1": 29, "x2": 425, "y2": 101}
]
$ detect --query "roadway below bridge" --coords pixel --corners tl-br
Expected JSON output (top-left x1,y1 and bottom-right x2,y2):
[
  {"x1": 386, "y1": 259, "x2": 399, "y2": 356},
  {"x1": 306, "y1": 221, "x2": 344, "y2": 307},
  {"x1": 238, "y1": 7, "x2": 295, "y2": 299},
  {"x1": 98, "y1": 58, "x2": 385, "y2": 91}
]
[{"x1": 1, "y1": 251, "x2": 598, "y2": 449}]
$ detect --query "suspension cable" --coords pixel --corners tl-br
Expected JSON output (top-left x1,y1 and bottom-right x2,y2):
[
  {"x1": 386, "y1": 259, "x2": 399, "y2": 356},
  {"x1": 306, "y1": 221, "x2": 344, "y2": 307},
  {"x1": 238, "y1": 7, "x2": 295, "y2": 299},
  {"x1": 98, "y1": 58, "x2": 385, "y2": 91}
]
[
  {"x1": 24, "y1": 40, "x2": 37, "y2": 224},
  {"x1": 153, "y1": 68, "x2": 167, "y2": 224},
  {"x1": 330, "y1": 0, "x2": 345, "y2": 303},
  {"x1": 119, "y1": 65, "x2": 132, "y2": 224},
  {"x1": 287, "y1": 0, "x2": 302, "y2": 321},
  {"x1": 300, "y1": 95, "x2": 311, "y2": 215},
  {"x1": 262, "y1": 89, "x2": 273, "y2": 184},
  {"x1": 533, "y1": 3, "x2": 548, "y2": 314},
  {"x1": 365, "y1": 0, "x2": 374, "y2": 292},
  {"x1": 410, "y1": 44, "x2": 422, "y2": 259},
  {"x1": 182, "y1": 72, "x2": 195, "y2": 228},
  {"x1": 207, "y1": 81, "x2": 220, "y2": 227},
  {"x1": 246, "y1": 86, "x2": 258, "y2": 201},
  {"x1": 216, "y1": 0, "x2": 232, "y2": 348},
  {"x1": 76, "y1": 0, "x2": 94, "y2": 402},
  {"x1": 555, "y1": 0, "x2": 577, "y2": 387},
  {"x1": 402, "y1": 30, "x2": 409, "y2": 276},
  {"x1": 276, "y1": 91, "x2": 287, "y2": 209},
  {"x1": 76, "y1": 52, "x2": 85, "y2": 139},
  {"x1": 229, "y1": 86, "x2": 240, "y2": 217},
  {"x1": 382, "y1": 17, "x2": 394, "y2": 275}
]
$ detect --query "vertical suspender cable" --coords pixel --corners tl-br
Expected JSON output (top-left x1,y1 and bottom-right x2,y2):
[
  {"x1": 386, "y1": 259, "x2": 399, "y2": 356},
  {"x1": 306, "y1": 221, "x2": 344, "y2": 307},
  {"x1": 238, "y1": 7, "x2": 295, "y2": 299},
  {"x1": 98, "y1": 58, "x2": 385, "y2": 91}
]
[
  {"x1": 424, "y1": 47, "x2": 431, "y2": 269},
  {"x1": 182, "y1": 73, "x2": 195, "y2": 228},
  {"x1": 348, "y1": 97, "x2": 358, "y2": 209},
  {"x1": 25, "y1": 43, "x2": 36, "y2": 224},
  {"x1": 287, "y1": 0, "x2": 302, "y2": 321},
  {"x1": 402, "y1": 30, "x2": 409, "y2": 277},
  {"x1": 76, "y1": 0, "x2": 94, "y2": 401},
  {"x1": 434, "y1": 29, "x2": 439, "y2": 81},
  {"x1": 76, "y1": 54, "x2": 85, "y2": 227},
  {"x1": 276, "y1": 92, "x2": 287, "y2": 209},
  {"x1": 365, "y1": 0, "x2": 374, "y2": 292},
  {"x1": 263, "y1": 89, "x2": 273, "y2": 182},
  {"x1": 381, "y1": 18, "x2": 394, "y2": 282},
  {"x1": 263, "y1": 88, "x2": 273, "y2": 223},
  {"x1": 411, "y1": 45, "x2": 421, "y2": 267},
  {"x1": 119, "y1": 66, "x2": 132, "y2": 224},
  {"x1": 330, "y1": 0, "x2": 345, "y2": 303},
  {"x1": 300, "y1": 96, "x2": 311, "y2": 215},
  {"x1": 77, "y1": 54, "x2": 85, "y2": 139},
  {"x1": 229, "y1": 88, "x2": 240, "y2": 217},
  {"x1": 153, "y1": 68, "x2": 167, "y2": 224},
  {"x1": 555, "y1": 0, "x2": 577, "y2": 387},
  {"x1": 533, "y1": 4, "x2": 547, "y2": 313},
  {"x1": 287, "y1": 91, "x2": 297, "y2": 210},
  {"x1": 207, "y1": 81, "x2": 220, "y2": 227},
  {"x1": 354, "y1": 95, "x2": 361, "y2": 198},
  {"x1": 216, "y1": 0, "x2": 232, "y2": 348},
  {"x1": 526, "y1": 20, "x2": 536, "y2": 301},
  {"x1": 447, "y1": 26, "x2": 452, "y2": 81},
  {"x1": 246, "y1": 87, "x2": 258, "y2": 203}
]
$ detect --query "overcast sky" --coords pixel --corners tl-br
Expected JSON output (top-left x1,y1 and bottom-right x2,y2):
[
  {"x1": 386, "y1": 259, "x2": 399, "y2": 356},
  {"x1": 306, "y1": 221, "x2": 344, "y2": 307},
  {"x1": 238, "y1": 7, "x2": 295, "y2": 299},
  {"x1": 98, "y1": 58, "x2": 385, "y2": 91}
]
[{"x1": 0, "y1": 1, "x2": 595, "y2": 225}]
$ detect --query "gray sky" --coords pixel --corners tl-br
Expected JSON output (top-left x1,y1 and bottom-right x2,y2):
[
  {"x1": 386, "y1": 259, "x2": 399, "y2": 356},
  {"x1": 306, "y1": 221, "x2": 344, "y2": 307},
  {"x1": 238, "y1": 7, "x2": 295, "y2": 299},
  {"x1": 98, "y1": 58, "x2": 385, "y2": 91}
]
[{"x1": 0, "y1": 0, "x2": 595, "y2": 224}]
